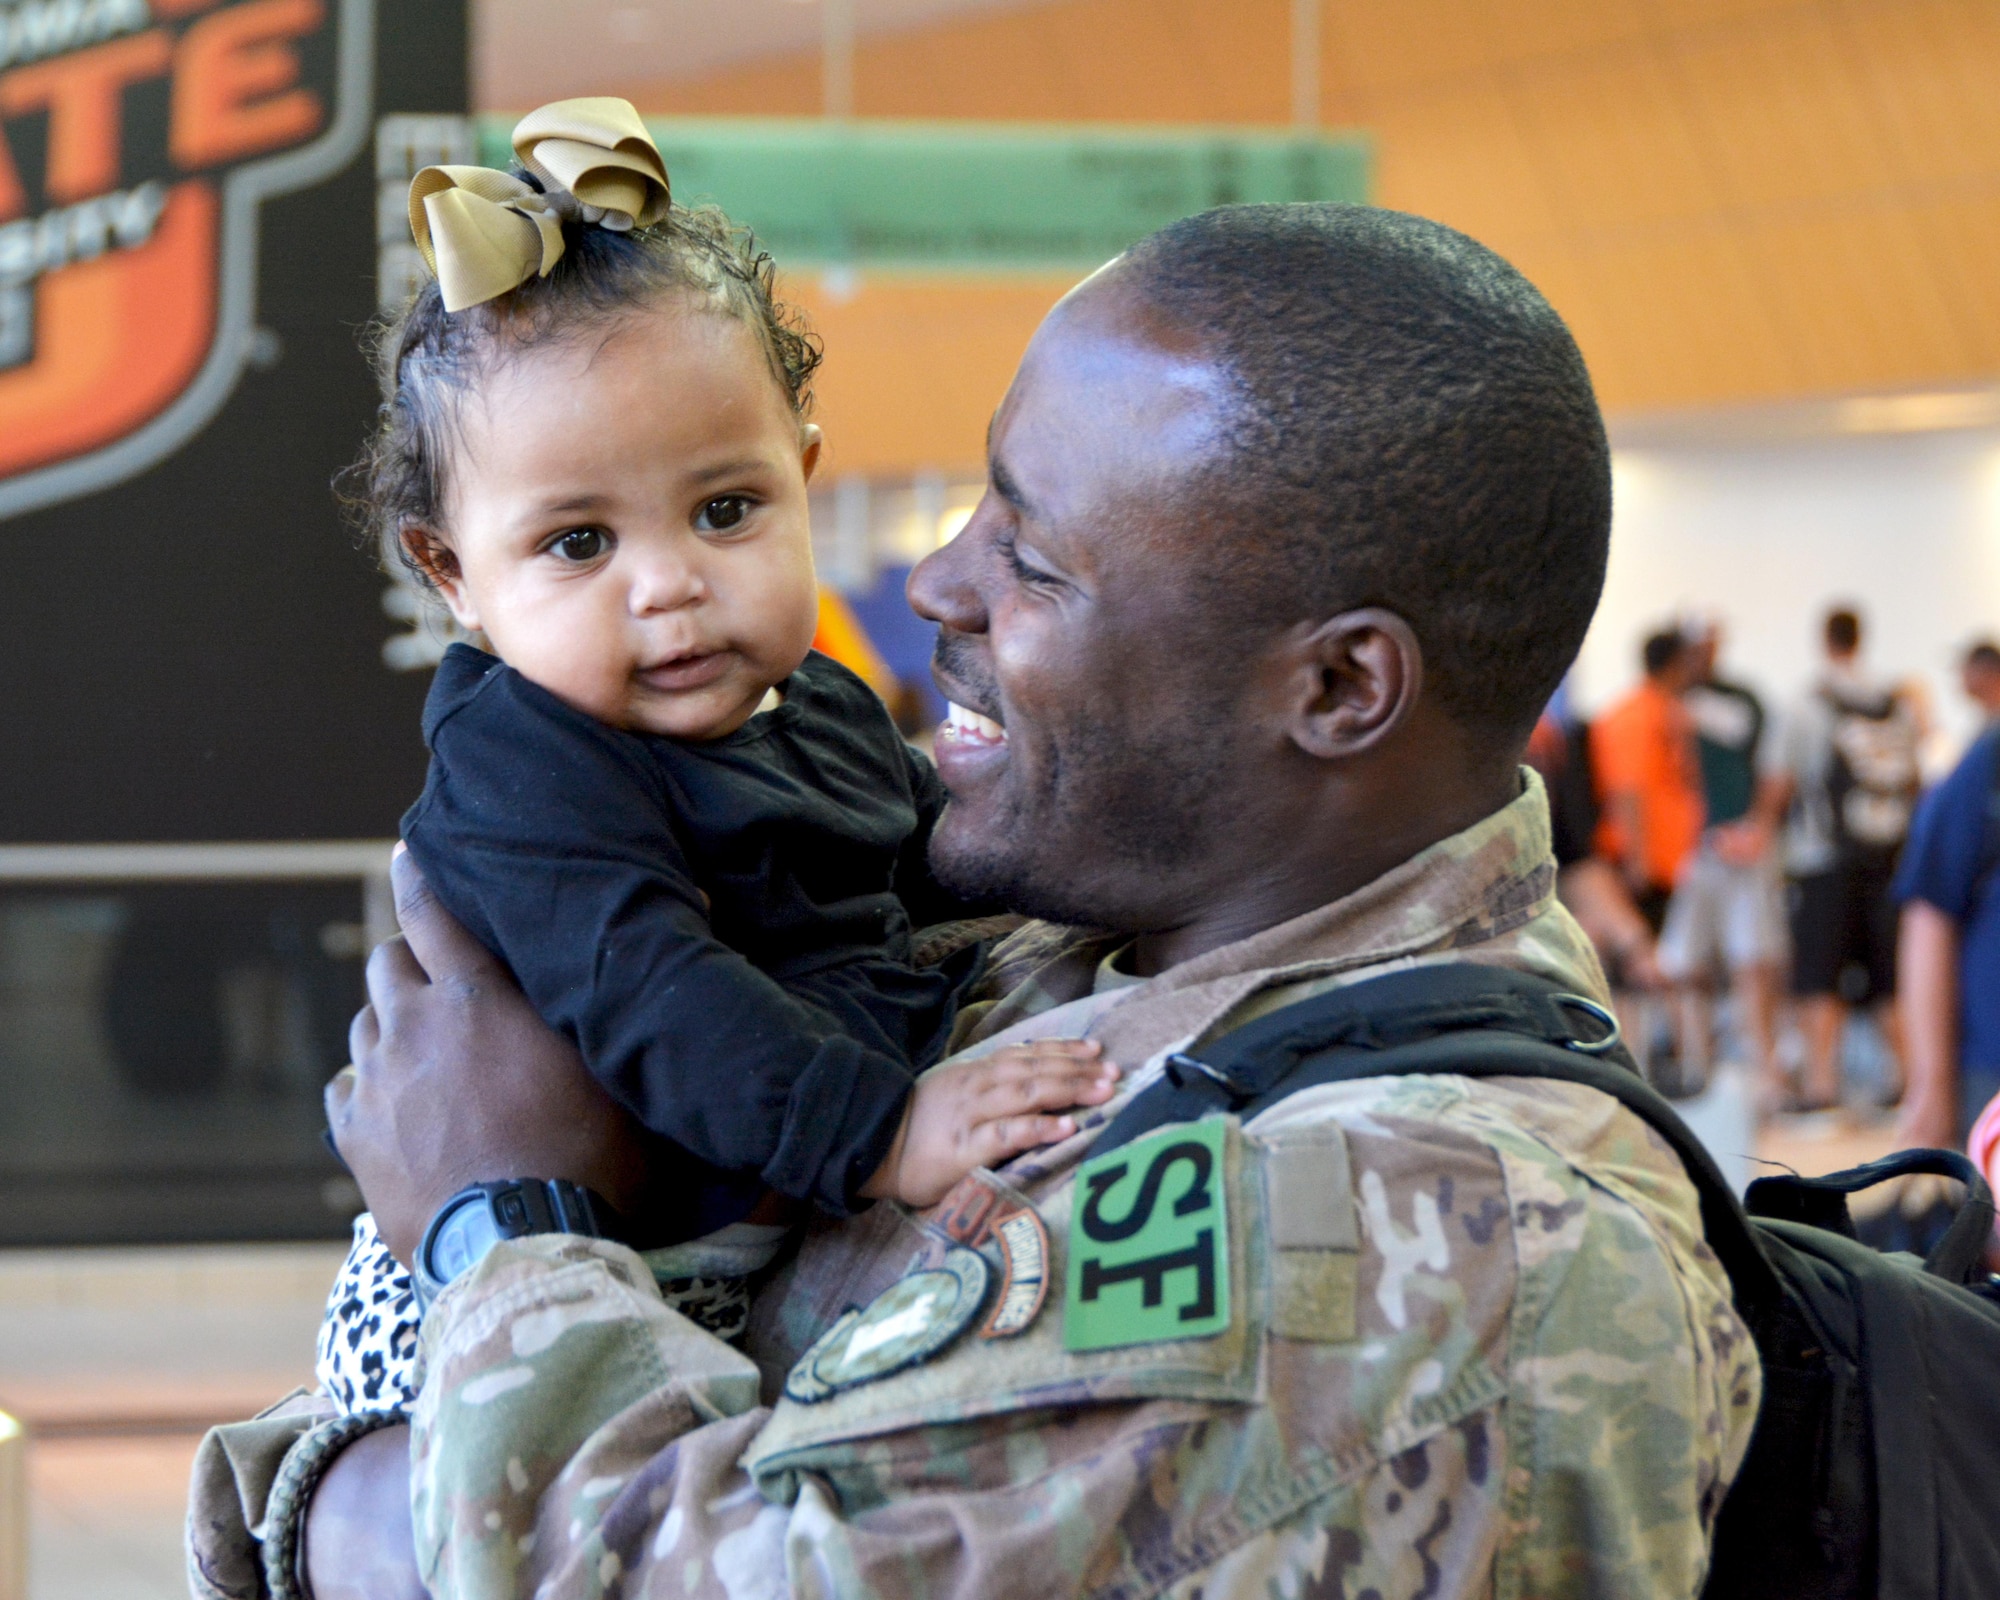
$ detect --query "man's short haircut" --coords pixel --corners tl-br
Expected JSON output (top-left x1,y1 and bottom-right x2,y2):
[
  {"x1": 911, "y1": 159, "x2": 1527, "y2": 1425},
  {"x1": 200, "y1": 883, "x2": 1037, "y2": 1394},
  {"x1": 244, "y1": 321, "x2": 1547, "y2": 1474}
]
[
  {"x1": 1964, "y1": 639, "x2": 2000, "y2": 674},
  {"x1": 1120, "y1": 203, "x2": 1611, "y2": 749},
  {"x1": 1825, "y1": 607, "x2": 1862, "y2": 654},
  {"x1": 1643, "y1": 628, "x2": 1686, "y2": 678}
]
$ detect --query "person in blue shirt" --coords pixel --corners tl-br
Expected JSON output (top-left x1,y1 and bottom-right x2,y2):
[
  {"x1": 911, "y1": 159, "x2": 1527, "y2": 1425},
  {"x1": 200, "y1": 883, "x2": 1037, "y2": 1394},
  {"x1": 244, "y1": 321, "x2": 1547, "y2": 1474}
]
[{"x1": 1891, "y1": 639, "x2": 2000, "y2": 1146}]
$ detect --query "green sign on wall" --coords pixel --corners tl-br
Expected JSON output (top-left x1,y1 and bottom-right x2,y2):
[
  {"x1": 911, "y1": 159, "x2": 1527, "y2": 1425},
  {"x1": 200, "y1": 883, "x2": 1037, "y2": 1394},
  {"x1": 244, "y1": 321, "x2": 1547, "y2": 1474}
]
[{"x1": 478, "y1": 117, "x2": 1370, "y2": 272}]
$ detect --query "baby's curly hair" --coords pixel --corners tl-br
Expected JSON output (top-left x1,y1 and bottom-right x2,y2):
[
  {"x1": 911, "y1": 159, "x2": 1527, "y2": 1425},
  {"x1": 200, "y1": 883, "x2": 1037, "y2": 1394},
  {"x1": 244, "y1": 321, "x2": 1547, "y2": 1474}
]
[{"x1": 346, "y1": 191, "x2": 822, "y2": 588}]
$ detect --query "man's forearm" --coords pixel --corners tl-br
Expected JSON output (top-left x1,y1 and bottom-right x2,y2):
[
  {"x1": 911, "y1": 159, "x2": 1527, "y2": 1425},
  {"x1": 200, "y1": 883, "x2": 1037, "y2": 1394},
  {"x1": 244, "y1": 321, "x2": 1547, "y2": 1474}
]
[
  {"x1": 1750, "y1": 772, "x2": 1791, "y2": 836},
  {"x1": 1604, "y1": 793, "x2": 1647, "y2": 885},
  {"x1": 1897, "y1": 900, "x2": 1960, "y2": 1145},
  {"x1": 1558, "y1": 858, "x2": 1658, "y2": 982}
]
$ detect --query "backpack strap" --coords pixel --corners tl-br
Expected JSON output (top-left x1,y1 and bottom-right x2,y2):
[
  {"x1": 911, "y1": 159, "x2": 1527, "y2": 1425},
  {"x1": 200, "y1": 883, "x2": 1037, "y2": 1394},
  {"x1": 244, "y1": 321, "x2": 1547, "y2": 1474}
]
[
  {"x1": 1747, "y1": 1150, "x2": 1996, "y2": 1287},
  {"x1": 1095, "y1": 963, "x2": 1787, "y2": 1321}
]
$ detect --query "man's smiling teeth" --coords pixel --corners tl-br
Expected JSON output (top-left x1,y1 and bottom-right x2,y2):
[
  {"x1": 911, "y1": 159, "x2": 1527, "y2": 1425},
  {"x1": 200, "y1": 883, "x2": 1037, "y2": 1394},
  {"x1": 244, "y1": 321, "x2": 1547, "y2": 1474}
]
[{"x1": 945, "y1": 702, "x2": 1007, "y2": 744}]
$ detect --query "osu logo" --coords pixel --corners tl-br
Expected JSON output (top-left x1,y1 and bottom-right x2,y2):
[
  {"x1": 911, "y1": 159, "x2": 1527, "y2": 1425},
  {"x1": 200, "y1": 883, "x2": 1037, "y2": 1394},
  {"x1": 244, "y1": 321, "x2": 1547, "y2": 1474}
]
[{"x1": 0, "y1": 0, "x2": 371, "y2": 518}]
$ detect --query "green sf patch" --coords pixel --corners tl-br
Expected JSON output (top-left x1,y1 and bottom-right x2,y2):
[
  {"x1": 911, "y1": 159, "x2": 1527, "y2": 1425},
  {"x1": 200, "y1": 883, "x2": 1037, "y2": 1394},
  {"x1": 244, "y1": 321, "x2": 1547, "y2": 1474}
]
[{"x1": 1065, "y1": 1119, "x2": 1230, "y2": 1351}]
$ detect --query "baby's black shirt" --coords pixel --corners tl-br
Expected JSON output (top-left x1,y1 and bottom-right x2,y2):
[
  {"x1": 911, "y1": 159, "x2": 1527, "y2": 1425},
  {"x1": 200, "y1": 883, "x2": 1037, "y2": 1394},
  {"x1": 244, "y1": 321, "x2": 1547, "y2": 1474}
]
[{"x1": 401, "y1": 644, "x2": 984, "y2": 1233}]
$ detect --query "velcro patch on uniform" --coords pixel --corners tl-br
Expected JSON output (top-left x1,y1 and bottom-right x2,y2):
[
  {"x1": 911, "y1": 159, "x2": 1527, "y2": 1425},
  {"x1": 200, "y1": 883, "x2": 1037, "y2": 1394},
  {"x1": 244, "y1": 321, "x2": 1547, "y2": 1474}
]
[
  {"x1": 1065, "y1": 1119, "x2": 1231, "y2": 1352},
  {"x1": 1258, "y1": 1131, "x2": 1360, "y2": 1342},
  {"x1": 1269, "y1": 1249, "x2": 1358, "y2": 1341},
  {"x1": 1262, "y1": 1134, "x2": 1359, "y2": 1250},
  {"x1": 981, "y1": 1206, "x2": 1050, "y2": 1339}
]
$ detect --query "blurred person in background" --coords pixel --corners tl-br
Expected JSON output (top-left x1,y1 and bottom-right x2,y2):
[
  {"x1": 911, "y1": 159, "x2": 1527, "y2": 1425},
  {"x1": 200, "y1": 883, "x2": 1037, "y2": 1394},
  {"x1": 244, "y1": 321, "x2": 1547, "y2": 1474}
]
[
  {"x1": 1764, "y1": 606, "x2": 1918, "y2": 1111},
  {"x1": 1657, "y1": 619, "x2": 1787, "y2": 1100},
  {"x1": 1959, "y1": 638, "x2": 2000, "y2": 723},
  {"x1": 1590, "y1": 626, "x2": 1705, "y2": 1090},
  {"x1": 1526, "y1": 702, "x2": 1665, "y2": 1000},
  {"x1": 1891, "y1": 638, "x2": 2000, "y2": 1150}
]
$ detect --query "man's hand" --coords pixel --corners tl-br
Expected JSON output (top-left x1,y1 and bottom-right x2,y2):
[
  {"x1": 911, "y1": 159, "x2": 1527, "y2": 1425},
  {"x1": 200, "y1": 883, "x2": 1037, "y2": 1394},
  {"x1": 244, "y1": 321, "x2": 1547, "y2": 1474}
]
[
  {"x1": 1893, "y1": 1087, "x2": 1960, "y2": 1152},
  {"x1": 861, "y1": 1040, "x2": 1117, "y2": 1208},
  {"x1": 1710, "y1": 817, "x2": 1771, "y2": 869},
  {"x1": 1895, "y1": 899, "x2": 1962, "y2": 1154},
  {"x1": 327, "y1": 848, "x2": 651, "y2": 1266}
]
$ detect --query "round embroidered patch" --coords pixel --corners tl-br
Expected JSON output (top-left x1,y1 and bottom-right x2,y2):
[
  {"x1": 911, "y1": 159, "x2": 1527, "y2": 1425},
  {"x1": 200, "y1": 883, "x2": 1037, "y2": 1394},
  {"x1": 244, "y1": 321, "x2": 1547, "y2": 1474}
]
[{"x1": 783, "y1": 1246, "x2": 991, "y2": 1404}]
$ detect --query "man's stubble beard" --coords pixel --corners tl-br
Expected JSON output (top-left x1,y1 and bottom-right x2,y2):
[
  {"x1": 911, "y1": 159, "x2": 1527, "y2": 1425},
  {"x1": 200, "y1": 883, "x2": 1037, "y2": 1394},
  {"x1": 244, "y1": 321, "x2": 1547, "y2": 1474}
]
[{"x1": 930, "y1": 690, "x2": 1246, "y2": 934}]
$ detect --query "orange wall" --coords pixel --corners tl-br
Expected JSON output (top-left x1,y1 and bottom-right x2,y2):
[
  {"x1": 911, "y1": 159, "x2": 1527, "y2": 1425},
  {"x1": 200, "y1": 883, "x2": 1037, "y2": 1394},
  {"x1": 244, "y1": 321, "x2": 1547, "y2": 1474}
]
[
  {"x1": 616, "y1": 0, "x2": 2000, "y2": 473},
  {"x1": 786, "y1": 274, "x2": 1079, "y2": 479}
]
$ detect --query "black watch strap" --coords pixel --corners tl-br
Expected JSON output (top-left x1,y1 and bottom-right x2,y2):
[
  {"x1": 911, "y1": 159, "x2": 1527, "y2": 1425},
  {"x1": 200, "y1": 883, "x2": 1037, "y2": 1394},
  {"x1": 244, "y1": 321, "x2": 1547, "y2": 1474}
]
[{"x1": 413, "y1": 1179, "x2": 619, "y2": 1313}]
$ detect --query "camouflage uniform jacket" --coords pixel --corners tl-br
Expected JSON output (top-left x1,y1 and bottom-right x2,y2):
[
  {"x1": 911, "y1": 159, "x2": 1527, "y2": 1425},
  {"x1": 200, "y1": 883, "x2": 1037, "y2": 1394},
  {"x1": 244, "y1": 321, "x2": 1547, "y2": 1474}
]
[{"x1": 188, "y1": 773, "x2": 1760, "y2": 1600}]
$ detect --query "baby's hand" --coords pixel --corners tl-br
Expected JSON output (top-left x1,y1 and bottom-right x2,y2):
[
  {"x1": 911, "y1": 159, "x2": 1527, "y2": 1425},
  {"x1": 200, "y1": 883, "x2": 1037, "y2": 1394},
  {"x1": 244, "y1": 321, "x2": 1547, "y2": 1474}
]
[{"x1": 861, "y1": 1040, "x2": 1118, "y2": 1209}]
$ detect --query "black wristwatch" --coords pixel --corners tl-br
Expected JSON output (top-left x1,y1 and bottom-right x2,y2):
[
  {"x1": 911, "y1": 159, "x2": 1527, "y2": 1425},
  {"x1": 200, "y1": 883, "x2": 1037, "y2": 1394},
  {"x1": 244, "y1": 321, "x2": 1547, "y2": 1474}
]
[{"x1": 412, "y1": 1179, "x2": 620, "y2": 1312}]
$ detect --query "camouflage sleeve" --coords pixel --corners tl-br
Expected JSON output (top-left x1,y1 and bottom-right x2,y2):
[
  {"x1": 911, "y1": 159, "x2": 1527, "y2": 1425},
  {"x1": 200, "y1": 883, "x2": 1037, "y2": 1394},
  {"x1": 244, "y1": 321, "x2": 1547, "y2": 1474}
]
[
  {"x1": 187, "y1": 1390, "x2": 337, "y2": 1600},
  {"x1": 410, "y1": 1084, "x2": 1757, "y2": 1600},
  {"x1": 1461, "y1": 1080, "x2": 1761, "y2": 1599},
  {"x1": 409, "y1": 1235, "x2": 769, "y2": 1600}
]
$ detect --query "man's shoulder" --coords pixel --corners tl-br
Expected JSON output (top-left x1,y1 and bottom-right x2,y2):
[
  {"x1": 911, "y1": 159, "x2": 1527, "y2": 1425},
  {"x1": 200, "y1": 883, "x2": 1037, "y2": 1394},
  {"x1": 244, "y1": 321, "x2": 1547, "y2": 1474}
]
[
  {"x1": 1258, "y1": 1065, "x2": 1704, "y2": 1247},
  {"x1": 1592, "y1": 685, "x2": 1648, "y2": 732},
  {"x1": 1266, "y1": 1067, "x2": 1755, "y2": 1470},
  {"x1": 1688, "y1": 678, "x2": 1763, "y2": 742},
  {"x1": 1954, "y1": 723, "x2": 2000, "y2": 787},
  {"x1": 1899, "y1": 728, "x2": 2000, "y2": 895}
]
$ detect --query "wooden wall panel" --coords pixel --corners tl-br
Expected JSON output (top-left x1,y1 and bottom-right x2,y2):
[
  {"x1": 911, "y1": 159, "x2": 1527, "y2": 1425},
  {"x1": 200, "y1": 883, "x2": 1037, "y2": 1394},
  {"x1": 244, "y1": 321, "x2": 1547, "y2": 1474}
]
[
  {"x1": 1508, "y1": 47, "x2": 1718, "y2": 230},
  {"x1": 601, "y1": 0, "x2": 2000, "y2": 471},
  {"x1": 1669, "y1": 12, "x2": 1893, "y2": 207},
  {"x1": 785, "y1": 273, "x2": 1082, "y2": 477},
  {"x1": 1364, "y1": 84, "x2": 1559, "y2": 245}
]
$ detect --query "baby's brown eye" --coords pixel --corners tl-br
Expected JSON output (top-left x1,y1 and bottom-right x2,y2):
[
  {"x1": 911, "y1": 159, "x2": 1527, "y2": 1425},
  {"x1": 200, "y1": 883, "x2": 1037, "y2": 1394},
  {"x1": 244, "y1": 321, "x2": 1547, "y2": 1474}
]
[
  {"x1": 553, "y1": 527, "x2": 606, "y2": 562},
  {"x1": 698, "y1": 496, "x2": 748, "y2": 532}
]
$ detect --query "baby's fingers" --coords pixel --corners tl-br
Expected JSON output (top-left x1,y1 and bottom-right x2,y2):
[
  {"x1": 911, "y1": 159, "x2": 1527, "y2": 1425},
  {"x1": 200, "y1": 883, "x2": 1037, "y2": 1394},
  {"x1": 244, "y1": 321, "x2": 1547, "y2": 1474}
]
[
  {"x1": 977, "y1": 1057, "x2": 1119, "y2": 1117},
  {"x1": 989, "y1": 1038, "x2": 1104, "y2": 1070},
  {"x1": 989, "y1": 1039, "x2": 1115, "y2": 1083},
  {"x1": 966, "y1": 1111, "x2": 1079, "y2": 1167}
]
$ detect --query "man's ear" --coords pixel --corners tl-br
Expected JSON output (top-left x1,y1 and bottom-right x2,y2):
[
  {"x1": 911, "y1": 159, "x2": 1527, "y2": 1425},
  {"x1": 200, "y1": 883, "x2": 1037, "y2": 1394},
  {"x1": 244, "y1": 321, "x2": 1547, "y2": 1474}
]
[
  {"x1": 799, "y1": 423, "x2": 824, "y2": 484},
  {"x1": 1281, "y1": 608, "x2": 1424, "y2": 759},
  {"x1": 400, "y1": 527, "x2": 480, "y2": 632}
]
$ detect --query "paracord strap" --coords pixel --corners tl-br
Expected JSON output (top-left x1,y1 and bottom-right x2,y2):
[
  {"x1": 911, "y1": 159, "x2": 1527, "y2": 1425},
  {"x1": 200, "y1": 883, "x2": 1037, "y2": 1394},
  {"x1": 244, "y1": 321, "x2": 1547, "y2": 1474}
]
[{"x1": 261, "y1": 1405, "x2": 409, "y2": 1600}]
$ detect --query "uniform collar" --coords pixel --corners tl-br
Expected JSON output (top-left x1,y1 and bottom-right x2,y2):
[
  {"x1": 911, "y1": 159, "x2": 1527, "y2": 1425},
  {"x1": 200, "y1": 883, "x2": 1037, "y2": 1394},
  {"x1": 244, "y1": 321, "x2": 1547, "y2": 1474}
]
[{"x1": 975, "y1": 767, "x2": 1560, "y2": 1029}]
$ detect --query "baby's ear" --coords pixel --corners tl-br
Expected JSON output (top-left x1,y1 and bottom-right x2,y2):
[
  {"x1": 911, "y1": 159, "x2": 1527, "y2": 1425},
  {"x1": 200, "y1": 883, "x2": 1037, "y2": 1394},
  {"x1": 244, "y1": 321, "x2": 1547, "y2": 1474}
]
[
  {"x1": 798, "y1": 423, "x2": 823, "y2": 483},
  {"x1": 400, "y1": 526, "x2": 479, "y2": 628}
]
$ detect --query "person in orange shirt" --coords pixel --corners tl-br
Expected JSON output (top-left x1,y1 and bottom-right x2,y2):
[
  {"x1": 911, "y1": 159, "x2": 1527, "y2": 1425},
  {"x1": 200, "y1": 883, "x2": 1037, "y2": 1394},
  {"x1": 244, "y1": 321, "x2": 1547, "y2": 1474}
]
[{"x1": 1592, "y1": 628, "x2": 1706, "y2": 935}]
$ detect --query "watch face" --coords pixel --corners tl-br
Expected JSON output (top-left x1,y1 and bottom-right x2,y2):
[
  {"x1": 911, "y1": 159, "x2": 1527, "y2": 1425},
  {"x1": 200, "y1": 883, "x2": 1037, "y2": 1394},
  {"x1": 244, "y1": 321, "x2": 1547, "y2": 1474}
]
[{"x1": 430, "y1": 1198, "x2": 504, "y2": 1285}]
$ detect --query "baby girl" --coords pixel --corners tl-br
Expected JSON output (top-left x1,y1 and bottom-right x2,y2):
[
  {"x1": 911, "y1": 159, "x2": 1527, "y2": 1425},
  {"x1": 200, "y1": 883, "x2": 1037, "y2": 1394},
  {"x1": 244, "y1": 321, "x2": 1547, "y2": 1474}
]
[{"x1": 316, "y1": 100, "x2": 1111, "y2": 1410}]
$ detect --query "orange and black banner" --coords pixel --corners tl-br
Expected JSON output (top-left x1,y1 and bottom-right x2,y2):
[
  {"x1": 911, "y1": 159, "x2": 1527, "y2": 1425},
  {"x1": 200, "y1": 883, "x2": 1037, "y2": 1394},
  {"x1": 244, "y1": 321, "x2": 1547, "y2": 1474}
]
[{"x1": 0, "y1": 0, "x2": 463, "y2": 844}]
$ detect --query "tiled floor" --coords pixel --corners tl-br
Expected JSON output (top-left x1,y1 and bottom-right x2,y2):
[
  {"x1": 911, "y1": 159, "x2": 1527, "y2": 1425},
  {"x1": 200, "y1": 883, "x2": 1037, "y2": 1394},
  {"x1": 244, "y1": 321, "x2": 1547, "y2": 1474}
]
[
  {"x1": 29, "y1": 1435, "x2": 203, "y2": 1600},
  {"x1": 0, "y1": 1242, "x2": 345, "y2": 1600}
]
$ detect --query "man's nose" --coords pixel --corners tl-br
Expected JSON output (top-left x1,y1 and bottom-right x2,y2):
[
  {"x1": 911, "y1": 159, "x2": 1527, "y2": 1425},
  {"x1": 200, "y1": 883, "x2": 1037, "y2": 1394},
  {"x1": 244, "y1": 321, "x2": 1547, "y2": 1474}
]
[{"x1": 907, "y1": 498, "x2": 991, "y2": 633}]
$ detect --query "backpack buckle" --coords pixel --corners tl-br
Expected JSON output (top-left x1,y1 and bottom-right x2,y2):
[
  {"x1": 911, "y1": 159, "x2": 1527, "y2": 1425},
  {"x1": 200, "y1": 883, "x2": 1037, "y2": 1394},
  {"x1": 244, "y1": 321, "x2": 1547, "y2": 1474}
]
[
  {"x1": 1164, "y1": 1051, "x2": 1256, "y2": 1100},
  {"x1": 1551, "y1": 994, "x2": 1622, "y2": 1055}
]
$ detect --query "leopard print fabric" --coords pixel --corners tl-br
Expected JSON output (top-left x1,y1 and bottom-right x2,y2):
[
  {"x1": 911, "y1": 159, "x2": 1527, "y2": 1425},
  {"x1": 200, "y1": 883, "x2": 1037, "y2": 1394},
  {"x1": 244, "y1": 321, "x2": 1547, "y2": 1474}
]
[
  {"x1": 316, "y1": 1213, "x2": 421, "y2": 1413},
  {"x1": 316, "y1": 1213, "x2": 754, "y2": 1414}
]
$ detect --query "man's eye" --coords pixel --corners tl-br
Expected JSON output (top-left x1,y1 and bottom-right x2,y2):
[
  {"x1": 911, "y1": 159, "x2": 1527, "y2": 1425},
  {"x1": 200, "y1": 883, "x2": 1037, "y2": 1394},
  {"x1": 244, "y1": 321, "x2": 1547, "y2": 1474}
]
[
  {"x1": 697, "y1": 496, "x2": 750, "y2": 533},
  {"x1": 552, "y1": 527, "x2": 607, "y2": 562},
  {"x1": 997, "y1": 532, "x2": 1055, "y2": 587}
]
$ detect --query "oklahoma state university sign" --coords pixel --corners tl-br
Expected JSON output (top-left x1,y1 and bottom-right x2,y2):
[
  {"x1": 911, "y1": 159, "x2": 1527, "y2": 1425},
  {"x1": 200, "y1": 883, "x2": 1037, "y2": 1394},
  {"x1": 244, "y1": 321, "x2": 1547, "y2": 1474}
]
[{"x1": 0, "y1": 0, "x2": 370, "y2": 517}]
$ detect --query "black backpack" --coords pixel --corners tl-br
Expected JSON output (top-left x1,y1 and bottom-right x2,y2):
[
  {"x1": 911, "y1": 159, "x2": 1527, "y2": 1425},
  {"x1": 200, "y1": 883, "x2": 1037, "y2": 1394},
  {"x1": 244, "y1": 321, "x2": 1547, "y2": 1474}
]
[
  {"x1": 1093, "y1": 962, "x2": 2000, "y2": 1600},
  {"x1": 1819, "y1": 684, "x2": 1922, "y2": 861}
]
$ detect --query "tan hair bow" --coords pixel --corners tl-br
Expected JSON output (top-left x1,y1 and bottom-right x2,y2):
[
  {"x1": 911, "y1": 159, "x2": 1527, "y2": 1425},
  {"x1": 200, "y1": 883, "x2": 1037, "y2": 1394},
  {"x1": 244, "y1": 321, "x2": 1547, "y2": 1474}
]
[{"x1": 408, "y1": 97, "x2": 671, "y2": 313}]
